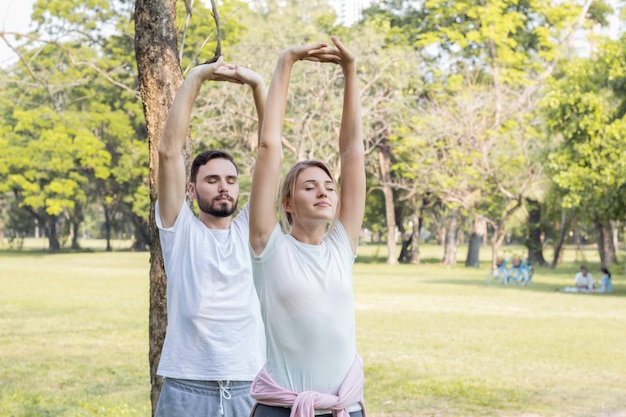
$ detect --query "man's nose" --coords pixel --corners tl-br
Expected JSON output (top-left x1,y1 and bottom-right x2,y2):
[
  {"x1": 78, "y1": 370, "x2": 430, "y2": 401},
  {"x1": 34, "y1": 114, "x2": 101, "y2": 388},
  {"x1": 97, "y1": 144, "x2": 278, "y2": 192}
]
[{"x1": 218, "y1": 179, "x2": 229, "y2": 192}]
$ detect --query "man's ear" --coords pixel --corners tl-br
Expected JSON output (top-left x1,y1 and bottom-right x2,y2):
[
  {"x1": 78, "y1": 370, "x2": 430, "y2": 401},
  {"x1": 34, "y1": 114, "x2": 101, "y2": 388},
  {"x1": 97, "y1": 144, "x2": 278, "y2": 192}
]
[{"x1": 188, "y1": 182, "x2": 196, "y2": 199}]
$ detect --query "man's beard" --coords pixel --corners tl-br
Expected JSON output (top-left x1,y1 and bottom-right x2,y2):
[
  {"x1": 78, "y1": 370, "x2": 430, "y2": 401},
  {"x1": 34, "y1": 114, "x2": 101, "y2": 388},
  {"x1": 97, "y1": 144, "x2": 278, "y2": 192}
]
[{"x1": 197, "y1": 193, "x2": 238, "y2": 218}]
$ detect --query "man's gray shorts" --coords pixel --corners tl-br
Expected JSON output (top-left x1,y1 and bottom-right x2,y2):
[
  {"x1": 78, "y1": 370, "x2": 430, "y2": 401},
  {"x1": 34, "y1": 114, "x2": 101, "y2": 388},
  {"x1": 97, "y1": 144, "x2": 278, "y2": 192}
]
[{"x1": 155, "y1": 378, "x2": 254, "y2": 417}]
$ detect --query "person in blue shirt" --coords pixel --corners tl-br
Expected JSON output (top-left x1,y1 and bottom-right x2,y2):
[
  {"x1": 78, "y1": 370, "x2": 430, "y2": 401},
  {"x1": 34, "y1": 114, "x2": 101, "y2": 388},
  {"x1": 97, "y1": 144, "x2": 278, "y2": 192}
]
[{"x1": 597, "y1": 267, "x2": 614, "y2": 293}]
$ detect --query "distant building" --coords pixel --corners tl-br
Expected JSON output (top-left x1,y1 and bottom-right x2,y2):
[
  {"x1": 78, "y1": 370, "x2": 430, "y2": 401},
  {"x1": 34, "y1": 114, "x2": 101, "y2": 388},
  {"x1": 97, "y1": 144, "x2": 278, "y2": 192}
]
[{"x1": 331, "y1": 0, "x2": 374, "y2": 26}]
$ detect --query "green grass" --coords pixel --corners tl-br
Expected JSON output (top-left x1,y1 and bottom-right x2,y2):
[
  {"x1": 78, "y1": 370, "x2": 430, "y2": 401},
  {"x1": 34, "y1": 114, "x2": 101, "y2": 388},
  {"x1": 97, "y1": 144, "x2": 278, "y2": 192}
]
[
  {"x1": 1, "y1": 240, "x2": 625, "y2": 417},
  {"x1": 0, "y1": 251, "x2": 151, "y2": 417}
]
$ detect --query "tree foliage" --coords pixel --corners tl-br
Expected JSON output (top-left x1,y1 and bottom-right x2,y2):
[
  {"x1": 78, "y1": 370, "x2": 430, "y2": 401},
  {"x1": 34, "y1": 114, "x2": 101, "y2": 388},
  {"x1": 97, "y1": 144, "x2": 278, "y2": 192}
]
[
  {"x1": 0, "y1": 0, "x2": 147, "y2": 250},
  {"x1": 0, "y1": 0, "x2": 623, "y2": 263}
]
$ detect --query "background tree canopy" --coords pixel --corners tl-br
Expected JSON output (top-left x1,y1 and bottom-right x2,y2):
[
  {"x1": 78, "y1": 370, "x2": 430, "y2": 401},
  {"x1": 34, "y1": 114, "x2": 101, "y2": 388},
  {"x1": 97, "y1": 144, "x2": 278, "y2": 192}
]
[{"x1": 1, "y1": 0, "x2": 624, "y2": 262}]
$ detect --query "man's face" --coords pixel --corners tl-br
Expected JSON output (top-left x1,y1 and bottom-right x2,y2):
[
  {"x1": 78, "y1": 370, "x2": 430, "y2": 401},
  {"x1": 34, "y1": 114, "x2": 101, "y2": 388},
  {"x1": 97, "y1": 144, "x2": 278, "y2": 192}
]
[
  {"x1": 189, "y1": 158, "x2": 239, "y2": 218},
  {"x1": 581, "y1": 268, "x2": 588, "y2": 276}
]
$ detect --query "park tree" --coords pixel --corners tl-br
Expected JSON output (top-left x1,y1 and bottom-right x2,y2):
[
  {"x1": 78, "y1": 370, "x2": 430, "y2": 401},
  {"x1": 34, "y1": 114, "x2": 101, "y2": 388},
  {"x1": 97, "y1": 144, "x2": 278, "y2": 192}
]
[
  {"x1": 134, "y1": 0, "x2": 182, "y2": 409},
  {"x1": 0, "y1": 46, "x2": 112, "y2": 251},
  {"x1": 0, "y1": 0, "x2": 149, "y2": 250},
  {"x1": 414, "y1": 82, "x2": 547, "y2": 267},
  {"x1": 366, "y1": 0, "x2": 603, "y2": 268},
  {"x1": 543, "y1": 37, "x2": 626, "y2": 268}
]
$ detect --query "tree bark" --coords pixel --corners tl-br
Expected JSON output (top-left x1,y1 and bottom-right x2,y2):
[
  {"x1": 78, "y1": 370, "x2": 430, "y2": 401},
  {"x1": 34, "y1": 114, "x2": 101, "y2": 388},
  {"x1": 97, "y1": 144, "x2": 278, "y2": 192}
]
[
  {"x1": 104, "y1": 205, "x2": 112, "y2": 252},
  {"x1": 398, "y1": 197, "x2": 422, "y2": 264},
  {"x1": 488, "y1": 199, "x2": 524, "y2": 269},
  {"x1": 377, "y1": 137, "x2": 397, "y2": 265},
  {"x1": 551, "y1": 209, "x2": 568, "y2": 269},
  {"x1": 574, "y1": 228, "x2": 585, "y2": 263},
  {"x1": 46, "y1": 215, "x2": 61, "y2": 252},
  {"x1": 71, "y1": 218, "x2": 80, "y2": 250},
  {"x1": 133, "y1": 214, "x2": 151, "y2": 251},
  {"x1": 526, "y1": 198, "x2": 547, "y2": 266},
  {"x1": 443, "y1": 207, "x2": 459, "y2": 266},
  {"x1": 135, "y1": 0, "x2": 182, "y2": 413},
  {"x1": 465, "y1": 216, "x2": 486, "y2": 267},
  {"x1": 409, "y1": 200, "x2": 421, "y2": 264},
  {"x1": 490, "y1": 227, "x2": 507, "y2": 271},
  {"x1": 595, "y1": 219, "x2": 616, "y2": 268}
]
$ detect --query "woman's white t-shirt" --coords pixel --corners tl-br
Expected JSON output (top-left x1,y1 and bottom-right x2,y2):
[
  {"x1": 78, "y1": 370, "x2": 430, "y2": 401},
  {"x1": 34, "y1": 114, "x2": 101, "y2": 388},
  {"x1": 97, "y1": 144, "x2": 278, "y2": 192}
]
[{"x1": 251, "y1": 222, "x2": 357, "y2": 394}]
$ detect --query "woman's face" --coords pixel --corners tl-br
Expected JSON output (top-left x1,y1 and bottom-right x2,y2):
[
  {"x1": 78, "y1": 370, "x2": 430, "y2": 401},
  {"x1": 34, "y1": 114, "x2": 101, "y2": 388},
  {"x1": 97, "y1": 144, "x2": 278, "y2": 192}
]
[{"x1": 285, "y1": 166, "x2": 338, "y2": 225}]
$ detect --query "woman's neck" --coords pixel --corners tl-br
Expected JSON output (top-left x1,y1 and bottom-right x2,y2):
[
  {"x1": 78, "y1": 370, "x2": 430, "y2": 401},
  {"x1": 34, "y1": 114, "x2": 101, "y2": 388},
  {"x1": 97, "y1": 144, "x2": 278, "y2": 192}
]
[{"x1": 289, "y1": 222, "x2": 327, "y2": 245}]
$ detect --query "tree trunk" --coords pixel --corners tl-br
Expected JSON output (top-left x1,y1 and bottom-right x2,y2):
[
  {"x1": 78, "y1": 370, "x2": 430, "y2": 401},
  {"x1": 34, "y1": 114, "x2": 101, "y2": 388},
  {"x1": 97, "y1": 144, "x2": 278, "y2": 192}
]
[
  {"x1": 377, "y1": 137, "x2": 397, "y2": 265},
  {"x1": 135, "y1": 0, "x2": 181, "y2": 412},
  {"x1": 443, "y1": 207, "x2": 459, "y2": 266},
  {"x1": 398, "y1": 234, "x2": 412, "y2": 263},
  {"x1": 526, "y1": 198, "x2": 547, "y2": 266},
  {"x1": 595, "y1": 219, "x2": 616, "y2": 268},
  {"x1": 430, "y1": 205, "x2": 446, "y2": 246},
  {"x1": 551, "y1": 208, "x2": 568, "y2": 269},
  {"x1": 410, "y1": 201, "x2": 421, "y2": 264},
  {"x1": 465, "y1": 216, "x2": 486, "y2": 267},
  {"x1": 398, "y1": 197, "x2": 421, "y2": 264},
  {"x1": 490, "y1": 226, "x2": 508, "y2": 270},
  {"x1": 47, "y1": 215, "x2": 61, "y2": 252},
  {"x1": 104, "y1": 205, "x2": 112, "y2": 252},
  {"x1": 133, "y1": 214, "x2": 151, "y2": 251},
  {"x1": 71, "y1": 219, "x2": 80, "y2": 250},
  {"x1": 574, "y1": 228, "x2": 585, "y2": 263}
]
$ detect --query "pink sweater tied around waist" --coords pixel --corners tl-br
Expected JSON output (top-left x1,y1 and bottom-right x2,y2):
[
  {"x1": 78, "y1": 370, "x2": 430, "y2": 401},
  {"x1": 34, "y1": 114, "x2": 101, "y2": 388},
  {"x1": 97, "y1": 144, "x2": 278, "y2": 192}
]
[{"x1": 250, "y1": 355, "x2": 366, "y2": 417}]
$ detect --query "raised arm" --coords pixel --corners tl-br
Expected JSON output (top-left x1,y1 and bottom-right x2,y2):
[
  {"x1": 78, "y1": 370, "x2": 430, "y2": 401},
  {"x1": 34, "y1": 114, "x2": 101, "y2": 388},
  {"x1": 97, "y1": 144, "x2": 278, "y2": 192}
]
[
  {"x1": 233, "y1": 65, "x2": 267, "y2": 146},
  {"x1": 333, "y1": 37, "x2": 365, "y2": 253},
  {"x1": 249, "y1": 43, "x2": 338, "y2": 255},
  {"x1": 158, "y1": 58, "x2": 266, "y2": 228}
]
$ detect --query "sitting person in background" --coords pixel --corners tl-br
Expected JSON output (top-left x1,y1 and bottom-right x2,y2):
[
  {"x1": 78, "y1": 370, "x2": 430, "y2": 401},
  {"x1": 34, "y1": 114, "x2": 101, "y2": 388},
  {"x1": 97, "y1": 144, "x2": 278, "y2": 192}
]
[
  {"x1": 597, "y1": 267, "x2": 614, "y2": 293},
  {"x1": 574, "y1": 265, "x2": 594, "y2": 292},
  {"x1": 561, "y1": 265, "x2": 595, "y2": 293}
]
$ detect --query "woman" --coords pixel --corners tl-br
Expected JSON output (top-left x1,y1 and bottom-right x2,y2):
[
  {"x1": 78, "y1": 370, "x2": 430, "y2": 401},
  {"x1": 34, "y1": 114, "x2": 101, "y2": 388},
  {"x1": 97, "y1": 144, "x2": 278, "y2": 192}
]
[
  {"x1": 248, "y1": 37, "x2": 366, "y2": 417},
  {"x1": 598, "y1": 267, "x2": 614, "y2": 293}
]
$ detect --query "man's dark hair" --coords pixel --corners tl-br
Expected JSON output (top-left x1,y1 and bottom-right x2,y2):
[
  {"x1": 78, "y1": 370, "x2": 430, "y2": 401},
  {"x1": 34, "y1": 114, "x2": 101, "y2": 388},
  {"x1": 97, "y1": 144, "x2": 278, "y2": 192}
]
[{"x1": 190, "y1": 150, "x2": 238, "y2": 183}]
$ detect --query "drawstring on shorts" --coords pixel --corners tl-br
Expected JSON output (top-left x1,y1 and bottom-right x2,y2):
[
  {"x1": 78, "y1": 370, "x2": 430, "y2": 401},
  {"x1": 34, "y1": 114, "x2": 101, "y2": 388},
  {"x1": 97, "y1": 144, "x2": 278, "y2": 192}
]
[{"x1": 217, "y1": 380, "x2": 231, "y2": 416}]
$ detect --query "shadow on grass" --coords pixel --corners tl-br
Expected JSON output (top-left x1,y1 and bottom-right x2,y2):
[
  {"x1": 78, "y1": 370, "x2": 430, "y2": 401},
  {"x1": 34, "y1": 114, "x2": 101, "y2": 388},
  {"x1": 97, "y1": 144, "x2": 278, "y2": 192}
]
[
  {"x1": 0, "y1": 247, "x2": 144, "y2": 255},
  {"x1": 356, "y1": 255, "x2": 446, "y2": 264},
  {"x1": 421, "y1": 267, "x2": 626, "y2": 297},
  {"x1": 0, "y1": 248, "x2": 98, "y2": 255}
]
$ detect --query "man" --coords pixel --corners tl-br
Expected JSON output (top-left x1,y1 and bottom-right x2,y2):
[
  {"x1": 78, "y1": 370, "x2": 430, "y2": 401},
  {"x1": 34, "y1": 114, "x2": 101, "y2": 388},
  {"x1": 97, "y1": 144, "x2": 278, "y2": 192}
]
[
  {"x1": 154, "y1": 57, "x2": 266, "y2": 417},
  {"x1": 574, "y1": 265, "x2": 594, "y2": 292}
]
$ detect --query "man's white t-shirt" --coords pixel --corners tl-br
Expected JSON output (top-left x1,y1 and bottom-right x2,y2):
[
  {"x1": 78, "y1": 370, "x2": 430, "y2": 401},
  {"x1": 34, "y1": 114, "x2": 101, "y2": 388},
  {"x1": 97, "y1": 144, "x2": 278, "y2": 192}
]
[
  {"x1": 251, "y1": 222, "x2": 358, "y2": 395},
  {"x1": 574, "y1": 271, "x2": 594, "y2": 290},
  {"x1": 156, "y1": 201, "x2": 265, "y2": 380}
]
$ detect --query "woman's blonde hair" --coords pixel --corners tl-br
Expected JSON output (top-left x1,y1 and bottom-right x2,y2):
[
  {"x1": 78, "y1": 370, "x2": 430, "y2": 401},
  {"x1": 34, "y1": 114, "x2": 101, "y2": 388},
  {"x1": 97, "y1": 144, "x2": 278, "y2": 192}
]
[{"x1": 280, "y1": 160, "x2": 339, "y2": 228}]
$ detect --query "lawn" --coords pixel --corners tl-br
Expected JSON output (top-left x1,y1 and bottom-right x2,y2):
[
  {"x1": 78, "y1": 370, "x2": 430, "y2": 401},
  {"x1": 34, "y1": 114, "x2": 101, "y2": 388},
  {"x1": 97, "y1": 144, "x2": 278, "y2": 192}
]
[{"x1": 0, "y1": 240, "x2": 624, "y2": 417}]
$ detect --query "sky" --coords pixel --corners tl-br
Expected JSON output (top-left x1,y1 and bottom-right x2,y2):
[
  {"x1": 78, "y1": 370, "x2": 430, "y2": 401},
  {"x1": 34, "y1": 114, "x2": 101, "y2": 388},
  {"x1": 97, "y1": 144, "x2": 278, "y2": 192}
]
[{"x1": 0, "y1": 0, "x2": 36, "y2": 66}]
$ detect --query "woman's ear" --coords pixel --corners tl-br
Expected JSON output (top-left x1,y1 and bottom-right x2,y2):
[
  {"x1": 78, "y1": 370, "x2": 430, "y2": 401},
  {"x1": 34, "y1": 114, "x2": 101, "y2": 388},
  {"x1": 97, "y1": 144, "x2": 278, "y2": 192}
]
[{"x1": 282, "y1": 197, "x2": 293, "y2": 214}]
